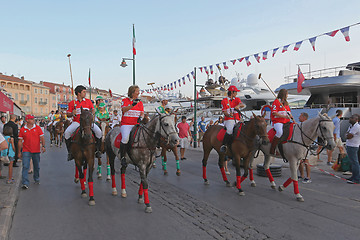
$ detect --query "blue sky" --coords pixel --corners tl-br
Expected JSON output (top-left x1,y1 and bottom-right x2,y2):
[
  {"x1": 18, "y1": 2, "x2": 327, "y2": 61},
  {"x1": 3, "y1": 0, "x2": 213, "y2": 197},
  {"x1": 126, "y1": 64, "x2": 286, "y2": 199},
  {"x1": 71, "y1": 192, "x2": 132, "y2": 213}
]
[{"x1": 1, "y1": 0, "x2": 360, "y2": 98}]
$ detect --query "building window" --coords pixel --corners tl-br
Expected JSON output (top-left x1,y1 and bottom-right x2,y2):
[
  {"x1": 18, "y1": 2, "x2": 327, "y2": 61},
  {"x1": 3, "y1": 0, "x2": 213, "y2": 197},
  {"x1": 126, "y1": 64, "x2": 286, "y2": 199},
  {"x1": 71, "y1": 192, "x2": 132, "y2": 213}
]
[
  {"x1": 27, "y1": 95, "x2": 29, "y2": 101},
  {"x1": 52, "y1": 96, "x2": 55, "y2": 100},
  {"x1": 64, "y1": 95, "x2": 66, "y2": 101},
  {"x1": 63, "y1": 87, "x2": 66, "y2": 92},
  {"x1": 40, "y1": 89, "x2": 43, "y2": 94},
  {"x1": 35, "y1": 97, "x2": 37, "y2": 103},
  {"x1": 40, "y1": 108, "x2": 43, "y2": 114},
  {"x1": 45, "y1": 90, "x2": 47, "y2": 94},
  {"x1": 35, "y1": 89, "x2": 37, "y2": 93},
  {"x1": 35, "y1": 108, "x2": 38, "y2": 113},
  {"x1": 25, "y1": 86, "x2": 29, "y2": 91},
  {"x1": 40, "y1": 98, "x2": 43, "y2": 103},
  {"x1": 21, "y1": 94, "x2": 24, "y2": 100},
  {"x1": 45, "y1": 98, "x2": 48, "y2": 103},
  {"x1": 15, "y1": 93, "x2": 18, "y2": 100},
  {"x1": 20, "y1": 85, "x2": 24, "y2": 90}
]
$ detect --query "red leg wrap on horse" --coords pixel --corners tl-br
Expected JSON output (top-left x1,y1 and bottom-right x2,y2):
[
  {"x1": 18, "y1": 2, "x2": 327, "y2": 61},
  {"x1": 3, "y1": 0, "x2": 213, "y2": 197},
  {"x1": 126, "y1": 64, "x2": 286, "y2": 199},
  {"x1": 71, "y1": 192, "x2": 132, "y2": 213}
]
[
  {"x1": 202, "y1": 166, "x2": 207, "y2": 180},
  {"x1": 293, "y1": 180, "x2": 300, "y2": 194},
  {"x1": 88, "y1": 182, "x2": 94, "y2": 197},
  {"x1": 121, "y1": 173, "x2": 126, "y2": 190},
  {"x1": 111, "y1": 174, "x2": 116, "y2": 188},
  {"x1": 249, "y1": 169, "x2": 254, "y2": 181},
  {"x1": 283, "y1": 177, "x2": 292, "y2": 188},
  {"x1": 138, "y1": 183, "x2": 143, "y2": 196},
  {"x1": 143, "y1": 189, "x2": 150, "y2": 204},
  {"x1": 240, "y1": 176, "x2": 247, "y2": 183},
  {"x1": 80, "y1": 178, "x2": 85, "y2": 191},
  {"x1": 75, "y1": 166, "x2": 79, "y2": 179},
  {"x1": 236, "y1": 176, "x2": 241, "y2": 189},
  {"x1": 220, "y1": 167, "x2": 228, "y2": 181},
  {"x1": 265, "y1": 169, "x2": 274, "y2": 182}
]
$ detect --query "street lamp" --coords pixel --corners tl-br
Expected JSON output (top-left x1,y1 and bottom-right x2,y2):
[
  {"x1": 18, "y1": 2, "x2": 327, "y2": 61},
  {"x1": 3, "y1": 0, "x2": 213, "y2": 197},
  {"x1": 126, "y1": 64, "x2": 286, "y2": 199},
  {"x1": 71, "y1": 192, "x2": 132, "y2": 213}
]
[{"x1": 120, "y1": 57, "x2": 135, "y2": 85}]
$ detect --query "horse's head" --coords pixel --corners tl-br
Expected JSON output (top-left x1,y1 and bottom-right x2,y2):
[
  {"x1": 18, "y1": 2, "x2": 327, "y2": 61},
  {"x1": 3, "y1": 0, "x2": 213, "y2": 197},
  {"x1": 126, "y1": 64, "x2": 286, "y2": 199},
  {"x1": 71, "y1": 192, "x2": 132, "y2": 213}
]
[
  {"x1": 317, "y1": 113, "x2": 336, "y2": 150},
  {"x1": 252, "y1": 112, "x2": 269, "y2": 145},
  {"x1": 80, "y1": 108, "x2": 93, "y2": 141},
  {"x1": 158, "y1": 113, "x2": 179, "y2": 148}
]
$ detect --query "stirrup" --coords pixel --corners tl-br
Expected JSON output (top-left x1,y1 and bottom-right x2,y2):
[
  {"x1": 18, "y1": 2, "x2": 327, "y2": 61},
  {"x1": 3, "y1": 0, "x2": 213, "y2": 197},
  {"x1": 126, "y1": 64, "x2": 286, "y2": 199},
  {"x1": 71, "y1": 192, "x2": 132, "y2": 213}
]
[{"x1": 220, "y1": 145, "x2": 227, "y2": 153}]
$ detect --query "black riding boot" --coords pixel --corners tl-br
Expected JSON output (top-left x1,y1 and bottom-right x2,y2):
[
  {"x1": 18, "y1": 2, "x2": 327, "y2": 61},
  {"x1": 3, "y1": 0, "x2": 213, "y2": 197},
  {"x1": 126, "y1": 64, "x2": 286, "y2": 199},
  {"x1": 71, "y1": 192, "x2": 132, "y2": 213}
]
[
  {"x1": 270, "y1": 136, "x2": 280, "y2": 155},
  {"x1": 95, "y1": 137, "x2": 102, "y2": 158},
  {"x1": 220, "y1": 133, "x2": 232, "y2": 153},
  {"x1": 65, "y1": 139, "x2": 73, "y2": 161},
  {"x1": 120, "y1": 143, "x2": 128, "y2": 167}
]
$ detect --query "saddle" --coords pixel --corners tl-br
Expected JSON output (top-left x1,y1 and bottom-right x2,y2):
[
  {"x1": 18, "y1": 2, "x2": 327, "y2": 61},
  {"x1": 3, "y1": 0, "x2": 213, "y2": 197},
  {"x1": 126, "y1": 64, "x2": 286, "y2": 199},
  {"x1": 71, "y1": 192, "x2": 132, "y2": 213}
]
[
  {"x1": 114, "y1": 125, "x2": 141, "y2": 149},
  {"x1": 70, "y1": 127, "x2": 95, "y2": 141},
  {"x1": 267, "y1": 122, "x2": 294, "y2": 144},
  {"x1": 216, "y1": 122, "x2": 244, "y2": 142}
]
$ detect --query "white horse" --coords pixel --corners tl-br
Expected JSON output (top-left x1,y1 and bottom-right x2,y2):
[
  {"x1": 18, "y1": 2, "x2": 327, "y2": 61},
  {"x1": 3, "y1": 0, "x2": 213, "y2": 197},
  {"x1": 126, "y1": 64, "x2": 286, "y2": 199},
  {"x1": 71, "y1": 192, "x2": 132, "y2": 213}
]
[{"x1": 248, "y1": 113, "x2": 336, "y2": 202}]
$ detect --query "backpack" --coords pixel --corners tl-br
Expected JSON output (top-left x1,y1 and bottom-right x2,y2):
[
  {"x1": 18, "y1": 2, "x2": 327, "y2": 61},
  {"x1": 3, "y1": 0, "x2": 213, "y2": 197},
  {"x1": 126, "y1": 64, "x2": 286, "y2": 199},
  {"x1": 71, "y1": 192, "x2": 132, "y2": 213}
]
[{"x1": 340, "y1": 154, "x2": 351, "y2": 172}]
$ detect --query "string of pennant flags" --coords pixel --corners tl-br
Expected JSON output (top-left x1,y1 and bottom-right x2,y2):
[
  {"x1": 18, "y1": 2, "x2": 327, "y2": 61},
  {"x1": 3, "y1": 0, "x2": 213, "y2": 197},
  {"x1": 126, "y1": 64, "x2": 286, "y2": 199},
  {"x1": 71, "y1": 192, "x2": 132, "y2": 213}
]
[{"x1": 141, "y1": 22, "x2": 360, "y2": 95}]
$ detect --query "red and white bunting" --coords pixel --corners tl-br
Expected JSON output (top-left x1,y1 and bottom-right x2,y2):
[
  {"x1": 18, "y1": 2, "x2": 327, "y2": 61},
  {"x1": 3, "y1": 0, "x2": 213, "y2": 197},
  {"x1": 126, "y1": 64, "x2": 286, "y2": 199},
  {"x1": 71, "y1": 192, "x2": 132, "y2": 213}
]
[
  {"x1": 294, "y1": 41, "x2": 302, "y2": 51},
  {"x1": 340, "y1": 26, "x2": 350, "y2": 41},
  {"x1": 174, "y1": 81, "x2": 177, "y2": 89},
  {"x1": 178, "y1": 79, "x2": 181, "y2": 87},
  {"x1": 182, "y1": 77, "x2": 186, "y2": 85},
  {"x1": 254, "y1": 53, "x2": 260, "y2": 63},
  {"x1": 167, "y1": 84, "x2": 170, "y2": 91},
  {"x1": 245, "y1": 56, "x2": 251, "y2": 67},
  {"x1": 238, "y1": 57, "x2": 244, "y2": 63},
  {"x1": 309, "y1": 37, "x2": 316, "y2": 51},
  {"x1": 210, "y1": 65, "x2": 214, "y2": 74},
  {"x1": 200, "y1": 67, "x2": 203, "y2": 72},
  {"x1": 170, "y1": 83, "x2": 173, "y2": 90},
  {"x1": 223, "y1": 62, "x2": 229, "y2": 69},
  {"x1": 187, "y1": 74, "x2": 191, "y2": 82},
  {"x1": 204, "y1": 66, "x2": 209, "y2": 75},
  {"x1": 216, "y1": 63, "x2": 221, "y2": 71},
  {"x1": 262, "y1": 51, "x2": 268, "y2": 60},
  {"x1": 191, "y1": 71, "x2": 195, "y2": 79},
  {"x1": 231, "y1": 59, "x2": 236, "y2": 65},
  {"x1": 282, "y1": 44, "x2": 290, "y2": 53}
]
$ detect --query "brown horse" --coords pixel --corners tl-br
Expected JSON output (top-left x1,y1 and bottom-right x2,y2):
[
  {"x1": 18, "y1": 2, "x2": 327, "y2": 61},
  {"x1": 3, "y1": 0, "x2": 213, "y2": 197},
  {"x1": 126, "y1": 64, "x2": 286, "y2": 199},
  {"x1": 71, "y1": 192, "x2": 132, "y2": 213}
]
[
  {"x1": 96, "y1": 119, "x2": 111, "y2": 180},
  {"x1": 48, "y1": 123, "x2": 55, "y2": 147},
  {"x1": 159, "y1": 137, "x2": 181, "y2": 176},
  {"x1": 54, "y1": 117, "x2": 64, "y2": 147},
  {"x1": 70, "y1": 109, "x2": 96, "y2": 206},
  {"x1": 202, "y1": 113, "x2": 269, "y2": 196}
]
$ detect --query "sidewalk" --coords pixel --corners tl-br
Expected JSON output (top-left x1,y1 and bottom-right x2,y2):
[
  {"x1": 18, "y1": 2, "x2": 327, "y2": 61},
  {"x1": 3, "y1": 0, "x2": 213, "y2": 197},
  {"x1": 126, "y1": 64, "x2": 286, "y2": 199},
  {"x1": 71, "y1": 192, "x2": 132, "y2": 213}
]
[{"x1": 0, "y1": 164, "x2": 22, "y2": 240}]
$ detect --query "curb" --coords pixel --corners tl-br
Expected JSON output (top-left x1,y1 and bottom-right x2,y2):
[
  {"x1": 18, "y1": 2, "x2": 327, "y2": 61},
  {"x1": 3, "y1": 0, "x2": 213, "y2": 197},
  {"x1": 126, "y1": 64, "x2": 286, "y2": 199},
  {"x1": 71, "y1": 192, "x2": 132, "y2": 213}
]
[{"x1": 0, "y1": 165, "x2": 22, "y2": 240}]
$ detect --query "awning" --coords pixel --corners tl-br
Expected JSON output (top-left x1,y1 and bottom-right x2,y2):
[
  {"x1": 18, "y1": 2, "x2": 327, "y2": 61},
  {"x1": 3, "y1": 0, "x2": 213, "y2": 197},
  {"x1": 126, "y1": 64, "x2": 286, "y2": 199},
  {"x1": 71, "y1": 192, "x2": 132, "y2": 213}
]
[{"x1": 0, "y1": 91, "x2": 14, "y2": 113}]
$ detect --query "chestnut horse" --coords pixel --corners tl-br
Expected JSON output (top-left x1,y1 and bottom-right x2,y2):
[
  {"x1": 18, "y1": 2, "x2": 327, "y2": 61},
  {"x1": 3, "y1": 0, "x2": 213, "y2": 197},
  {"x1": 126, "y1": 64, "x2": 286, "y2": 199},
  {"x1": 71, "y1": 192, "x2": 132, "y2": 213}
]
[
  {"x1": 202, "y1": 113, "x2": 269, "y2": 196},
  {"x1": 159, "y1": 137, "x2": 181, "y2": 176},
  {"x1": 54, "y1": 117, "x2": 64, "y2": 147},
  {"x1": 70, "y1": 109, "x2": 96, "y2": 206},
  {"x1": 96, "y1": 120, "x2": 111, "y2": 180}
]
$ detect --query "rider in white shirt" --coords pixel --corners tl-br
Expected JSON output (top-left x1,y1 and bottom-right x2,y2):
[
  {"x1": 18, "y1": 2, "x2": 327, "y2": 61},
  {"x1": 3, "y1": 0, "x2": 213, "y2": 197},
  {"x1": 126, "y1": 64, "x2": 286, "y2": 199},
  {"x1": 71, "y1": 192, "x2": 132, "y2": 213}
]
[
  {"x1": 110, "y1": 110, "x2": 121, "y2": 128},
  {"x1": 47, "y1": 110, "x2": 55, "y2": 127}
]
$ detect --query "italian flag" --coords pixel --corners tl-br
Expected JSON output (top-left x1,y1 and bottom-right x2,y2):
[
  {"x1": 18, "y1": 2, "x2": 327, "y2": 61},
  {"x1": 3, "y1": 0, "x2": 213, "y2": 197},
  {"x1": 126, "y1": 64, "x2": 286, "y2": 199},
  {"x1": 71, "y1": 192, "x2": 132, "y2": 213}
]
[{"x1": 133, "y1": 24, "x2": 136, "y2": 55}]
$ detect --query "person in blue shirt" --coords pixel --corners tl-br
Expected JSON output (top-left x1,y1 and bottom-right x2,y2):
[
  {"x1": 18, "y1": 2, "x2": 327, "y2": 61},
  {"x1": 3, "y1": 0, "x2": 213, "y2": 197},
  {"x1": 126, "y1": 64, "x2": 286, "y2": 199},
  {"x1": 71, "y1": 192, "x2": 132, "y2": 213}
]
[
  {"x1": 198, "y1": 116, "x2": 206, "y2": 146},
  {"x1": 327, "y1": 110, "x2": 345, "y2": 166},
  {"x1": 2, "y1": 126, "x2": 15, "y2": 184}
]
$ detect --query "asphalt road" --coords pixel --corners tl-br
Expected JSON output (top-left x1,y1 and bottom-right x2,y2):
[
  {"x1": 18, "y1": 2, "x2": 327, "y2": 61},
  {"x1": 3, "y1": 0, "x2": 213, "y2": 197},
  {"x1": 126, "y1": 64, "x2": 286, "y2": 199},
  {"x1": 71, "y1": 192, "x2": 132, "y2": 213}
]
[{"x1": 9, "y1": 132, "x2": 360, "y2": 240}]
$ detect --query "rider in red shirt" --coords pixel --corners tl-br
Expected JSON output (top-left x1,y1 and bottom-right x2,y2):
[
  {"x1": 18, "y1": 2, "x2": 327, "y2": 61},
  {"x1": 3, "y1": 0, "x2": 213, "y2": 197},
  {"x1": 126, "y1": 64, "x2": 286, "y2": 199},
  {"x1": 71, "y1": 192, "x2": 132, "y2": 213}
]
[
  {"x1": 64, "y1": 85, "x2": 103, "y2": 160},
  {"x1": 270, "y1": 88, "x2": 292, "y2": 155},
  {"x1": 220, "y1": 85, "x2": 245, "y2": 152},
  {"x1": 119, "y1": 85, "x2": 144, "y2": 166}
]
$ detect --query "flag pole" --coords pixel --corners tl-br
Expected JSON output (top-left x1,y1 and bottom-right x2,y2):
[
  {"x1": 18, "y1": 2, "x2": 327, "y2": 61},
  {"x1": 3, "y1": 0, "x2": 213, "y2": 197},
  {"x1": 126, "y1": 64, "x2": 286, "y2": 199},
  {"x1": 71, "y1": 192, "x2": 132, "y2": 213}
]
[
  {"x1": 67, "y1": 54, "x2": 75, "y2": 106},
  {"x1": 88, "y1": 68, "x2": 92, "y2": 100},
  {"x1": 132, "y1": 24, "x2": 136, "y2": 85}
]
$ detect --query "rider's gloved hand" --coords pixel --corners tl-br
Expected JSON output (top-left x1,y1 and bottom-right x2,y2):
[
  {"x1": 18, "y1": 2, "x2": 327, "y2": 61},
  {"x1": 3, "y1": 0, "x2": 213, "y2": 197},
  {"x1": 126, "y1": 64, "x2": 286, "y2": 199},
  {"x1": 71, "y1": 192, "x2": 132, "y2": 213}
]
[
  {"x1": 137, "y1": 116, "x2": 143, "y2": 124},
  {"x1": 132, "y1": 99, "x2": 140, "y2": 106}
]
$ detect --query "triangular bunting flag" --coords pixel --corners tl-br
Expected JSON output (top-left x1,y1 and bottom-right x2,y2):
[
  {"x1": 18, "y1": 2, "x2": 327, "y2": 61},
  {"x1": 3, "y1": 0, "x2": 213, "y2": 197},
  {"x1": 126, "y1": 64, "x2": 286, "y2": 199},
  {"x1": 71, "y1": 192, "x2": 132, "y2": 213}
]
[
  {"x1": 294, "y1": 41, "x2": 302, "y2": 51},
  {"x1": 326, "y1": 29, "x2": 339, "y2": 37},
  {"x1": 223, "y1": 62, "x2": 229, "y2": 69},
  {"x1": 254, "y1": 53, "x2": 260, "y2": 63},
  {"x1": 210, "y1": 65, "x2": 214, "y2": 74},
  {"x1": 282, "y1": 45, "x2": 290, "y2": 53},
  {"x1": 170, "y1": 83, "x2": 173, "y2": 90},
  {"x1": 245, "y1": 56, "x2": 251, "y2": 67},
  {"x1": 309, "y1": 37, "x2": 316, "y2": 51},
  {"x1": 262, "y1": 51, "x2": 268, "y2": 60},
  {"x1": 191, "y1": 71, "x2": 195, "y2": 79},
  {"x1": 272, "y1": 48, "x2": 279, "y2": 57},
  {"x1": 231, "y1": 59, "x2": 236, "y2": 65},
  {"x1": 340, "y1": 26, "x2": 350, "y2": 41},
  {"x1": 200, "y1": 67, "x2": 203, "y2": 72},
  {"x1": 178, "y1": 79, "x2": 181, "y2": 87},
  {"x1": 167, "y1": 84, "x2": 170, "y2": 91},
  {"x1": 216, "y1": 63, "x2": 221, "y2": 71},
  {"x1": 204, "y1": 66, "x2": 209, "y2": 75},
  {"x1": 238, "y1": 57, "x2": 244, "y2": 63},
  {"x1": 187, "y1": 74, "x2": 191, "y2": 82},
  {"x1": 182, "y1": 77, "x2": 186, "y2": 85},
  {"x1": 174, "y1": 81, "x2": 177, "y2": 89}
]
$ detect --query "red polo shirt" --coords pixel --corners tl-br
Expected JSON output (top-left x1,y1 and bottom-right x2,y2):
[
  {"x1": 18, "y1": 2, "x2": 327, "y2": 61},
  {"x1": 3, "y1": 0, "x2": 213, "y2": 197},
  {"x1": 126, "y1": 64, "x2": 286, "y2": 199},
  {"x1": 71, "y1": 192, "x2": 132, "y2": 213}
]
[
  {"x1": 19, "y1": 124, "x2": 44, "y2": 153},
  {"x1": 67, "y1": 98, "x2": 94, "y2": 123},
  {"x1": 221, "y1": 97, "x2": 242, "y2": 121},
  {"x1": 121, "y1": 98, "x2": 144, "y2": 125}
]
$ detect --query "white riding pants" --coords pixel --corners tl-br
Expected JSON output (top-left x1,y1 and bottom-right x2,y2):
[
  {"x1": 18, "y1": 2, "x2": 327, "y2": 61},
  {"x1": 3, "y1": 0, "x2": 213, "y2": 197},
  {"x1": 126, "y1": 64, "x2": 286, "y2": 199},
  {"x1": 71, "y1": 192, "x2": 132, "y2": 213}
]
[
  {"x1": 224, "y1": 120, "x2": 236, "y2": 135},
  {"x1": 47, "y1": 121, "x2": 53, "y2": 126},
  {"x1": 273, "y1": 122, "x2": 284, "y2": 138},
  {"x1": 54, "y1": 121, "x2": 59, "y2": 126},
  {"x1": 120, "y1": 124, "x2": 135, "y2": 144},
  {"x1": 64, "y1": 121, "x2": 102, "y2": 139}
]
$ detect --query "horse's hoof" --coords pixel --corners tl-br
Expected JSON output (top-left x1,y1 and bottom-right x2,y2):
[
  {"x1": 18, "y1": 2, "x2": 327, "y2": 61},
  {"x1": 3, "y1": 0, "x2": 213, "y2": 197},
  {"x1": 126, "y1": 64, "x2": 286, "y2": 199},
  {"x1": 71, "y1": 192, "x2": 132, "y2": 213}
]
[
  {"x1": 121, "y1": 189, "x2": 127, "y2": 198},
  {"x1": 271, "y1": 185, "x2": 276, "y2": 189},
  {"x1": 225, "y1": 181, "x2": 231, "y2": 187},
  {"x1": 97, "y1": 175, "x2": 102, "y2": 180},
  {"x1": 106, "y1": 176, "x2": 111, "y2": 181},
  {"x1": 176, "y1": 170, "x2": 181, "y2": 176},
  {"x1": 74, "y1": 178, "x2": 80, "y2": 184},
  {"x1": 270, "y1": 181, "x2": 276, "y2": 189},
  {"x1": 250, "y1": 181, "x2": 256, "y2": 187},
  {"x1": 88, "y1": 200, "x2": 96, "y2": 206},
  {"x1": 238, "y1": 191, "x2": 245, "y2": 196},
  {"x1": 296, "y1": 194, "x2": 304, "y2": 202},
  {"x1": 204, "y1": 179, "x2": 210, "y2": 185},
  {"x1": 81, "y1": 193, "x2": 87, "y2": 198},
  {"x1": 112, "y1": 190, "x2": 118, "y2": 196},
  {"x1": 164, "y1": 171, "x2": 168, "y2": 176},
  {"x1": 278, "y1": 185, "x2": 285, "y2": 192},
  {"x1": 145, "y1": 206, "x2": 152, "y2": 213},
  {"x1": 138, "y1": 197, "x2": 144, "y2": 204}
]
